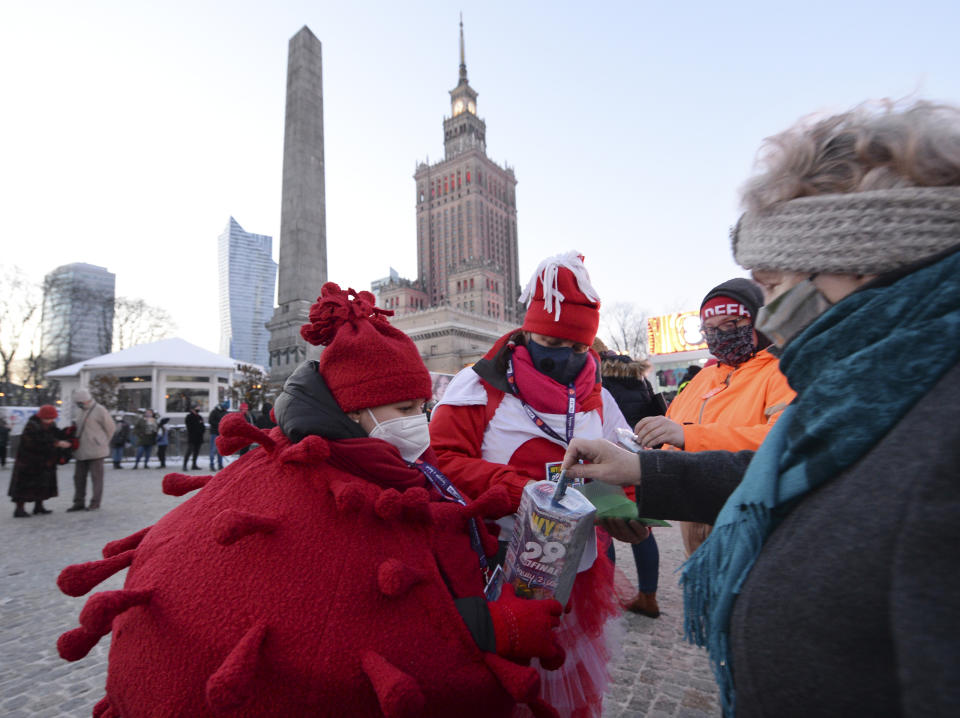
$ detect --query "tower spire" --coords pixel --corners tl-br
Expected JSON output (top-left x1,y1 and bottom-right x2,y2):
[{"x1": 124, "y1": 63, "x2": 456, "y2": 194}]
[{"x1": 458, "y1": 13, "x2": 468, "y2": 84}]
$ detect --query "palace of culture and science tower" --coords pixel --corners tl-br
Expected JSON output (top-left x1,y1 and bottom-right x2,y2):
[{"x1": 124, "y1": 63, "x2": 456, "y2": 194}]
[{"x1": 376, "y1": 21, "x2": 519, "y2": 373}]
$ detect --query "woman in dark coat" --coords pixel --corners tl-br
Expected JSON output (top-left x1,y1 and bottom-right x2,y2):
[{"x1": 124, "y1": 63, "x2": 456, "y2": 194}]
[
  {"x1": 8, "y1": 405, "x2": 72, "y2": 517},
  {"x1": 597, "y1": 346, "x2": 666, "y2": 618}
]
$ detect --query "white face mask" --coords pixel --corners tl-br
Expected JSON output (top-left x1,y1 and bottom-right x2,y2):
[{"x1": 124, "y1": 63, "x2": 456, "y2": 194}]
[{"x1": 366, "y1": 410, "x2": 430, "y2": 463}]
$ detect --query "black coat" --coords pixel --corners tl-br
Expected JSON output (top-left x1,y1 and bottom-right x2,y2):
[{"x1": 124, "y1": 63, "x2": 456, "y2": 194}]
[
  {"x1": 602, "y1": 375, "x2": 665, "y2": 427},
  {"x1": 8, "y1": 415, "x2": 60, "y2": 502},
  {"x1": 185, "y1": 411, "x2": 205, "y2": 443}
]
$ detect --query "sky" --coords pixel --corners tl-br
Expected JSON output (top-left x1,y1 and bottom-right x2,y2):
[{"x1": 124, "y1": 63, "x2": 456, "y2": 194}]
[{"x1": 3, "y1": 0, "x2": 959, "y2": 353}]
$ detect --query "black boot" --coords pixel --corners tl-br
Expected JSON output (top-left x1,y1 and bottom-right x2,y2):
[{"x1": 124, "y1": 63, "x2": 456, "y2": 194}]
[
  {"x1": 14, "y1": 503, "x2": 30, "y2": 518},
  {"x1": 33, "y1": 502, "x2": 52, "y2": 515}
]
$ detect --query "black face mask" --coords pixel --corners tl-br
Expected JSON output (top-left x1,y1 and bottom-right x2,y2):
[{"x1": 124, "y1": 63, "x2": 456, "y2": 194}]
[
  {"x1": 705, "y1": 323, "x2": 757, "y2": 367},
  {"x1": 526, "y1": 340, "x2": 589, "y2": 385}
]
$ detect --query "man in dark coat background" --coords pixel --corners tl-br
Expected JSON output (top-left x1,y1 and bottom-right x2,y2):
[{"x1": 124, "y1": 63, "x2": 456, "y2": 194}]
[{"x1": 183, "y1": 406, "x2": 205, "y2": 471}]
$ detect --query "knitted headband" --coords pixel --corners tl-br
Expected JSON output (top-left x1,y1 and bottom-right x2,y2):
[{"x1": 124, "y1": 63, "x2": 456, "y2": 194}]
[{"x1": 732, "y1": 187, "x2": 960, "y2": 274}]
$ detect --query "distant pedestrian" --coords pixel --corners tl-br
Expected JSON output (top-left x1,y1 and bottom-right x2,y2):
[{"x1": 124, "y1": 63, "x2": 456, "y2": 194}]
[
  {"x1": 110, "y1": 415, "x2": 131, "y2": 468},
  {"x1": 156, "y1": 417, "x2": 170, "y2": 468},
  {"x1": 207, "y1": 402, "x2": 227, "y2": 470},
  {"x1": 0, "y1": 415, "x2": 10, "y2": 468},
  {"x1": 132, "y1": 410, "x2": 158, "y2": 469},
  {"x1": 236, "y1": 403, "x2": 257, "y2": 455},
  {"x1": 255, "y1": 403, "x2": 276, "y2": 430},
  {"x1": 8, "y1": 405, "x2": 71, "y2": 517},
  {"x1": 183, "y1": 406, "x2": 204, "y2": 471},
  {"x1": 68, "y1": 388, "x2": 116, "y2": 512}
]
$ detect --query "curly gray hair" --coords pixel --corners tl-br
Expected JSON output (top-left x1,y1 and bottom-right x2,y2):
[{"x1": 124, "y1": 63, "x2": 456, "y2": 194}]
[
  {"x1": 733, "y1": 100, "x2": 960, "y2": 275},
  {"x1": 741, "y1": 100, "x2": 960, "y2": 214}
]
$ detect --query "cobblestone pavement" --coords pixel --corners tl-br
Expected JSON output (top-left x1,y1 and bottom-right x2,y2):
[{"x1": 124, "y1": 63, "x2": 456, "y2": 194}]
[{"x1": 0, "y1": 461, "x2": 719, "y2": 717}]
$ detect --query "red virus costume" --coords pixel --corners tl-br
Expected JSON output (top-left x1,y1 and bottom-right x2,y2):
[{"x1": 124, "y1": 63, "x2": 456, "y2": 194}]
[
  {"x1": 430, "y1": 253, "x2": 628, "y2": 718},
  {"x1": 56, "y1": 284, "x2": 564, "y2": 718}
]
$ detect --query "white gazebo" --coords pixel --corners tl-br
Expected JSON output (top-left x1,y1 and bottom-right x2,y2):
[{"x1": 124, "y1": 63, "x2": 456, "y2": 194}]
[{"x1": 46, "y1": 338, "x2": 259, "y2": 424}]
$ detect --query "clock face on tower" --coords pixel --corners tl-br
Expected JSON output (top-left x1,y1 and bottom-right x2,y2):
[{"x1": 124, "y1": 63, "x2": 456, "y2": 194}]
[
  {"x1": 467, "y1": 100, "x2": 476, "y2": 114},
  {"x1": 453, "y1": 99, "x2": 465, "y2": 115}
]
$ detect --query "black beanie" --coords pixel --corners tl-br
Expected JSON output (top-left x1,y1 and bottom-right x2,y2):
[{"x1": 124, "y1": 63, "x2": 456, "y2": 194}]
[{"x1": 700, "y1": 278, "x2": 772, "y2": 349}]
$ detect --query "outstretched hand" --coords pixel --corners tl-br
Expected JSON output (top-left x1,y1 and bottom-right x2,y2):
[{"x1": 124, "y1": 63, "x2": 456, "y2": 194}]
[
  {"x1": 634, "y1": 416, "x2": 685, "y2": 448},
  {"x1": 559, "y1": 438, "x2": 642, "y2": 487}
]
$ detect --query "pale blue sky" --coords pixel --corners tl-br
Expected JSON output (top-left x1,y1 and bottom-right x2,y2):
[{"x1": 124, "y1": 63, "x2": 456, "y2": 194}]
[{"x1": 2, "y1": 1, "x2": 958, "y2": 352}]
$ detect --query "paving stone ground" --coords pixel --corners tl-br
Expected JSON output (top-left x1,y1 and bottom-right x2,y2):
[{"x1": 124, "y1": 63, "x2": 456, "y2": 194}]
[{"x1": 0, "y1": 460, "x2": 719, "y2": 717}]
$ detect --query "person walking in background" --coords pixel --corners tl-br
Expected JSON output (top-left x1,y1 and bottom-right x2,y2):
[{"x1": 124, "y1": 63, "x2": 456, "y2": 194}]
[
  {"x1": 0, "y1": 415, "x2": 10, "y2": 468},
  {"x1": 633, "y1": 278, "x2": 795, "y2": 556},
  {"x1": 156, "y1": 417, "x2": 170, "y2": 468},
  {"x1": 207, "y1": 402, "x2": 227, "y2": 470},
  {"x1": 255, "y1": 402, "x2": 276, "y2": 430},
  {"x1": 596, "y1": 344, "x2": 667, "y2": 618},
  {"x1": 183, "y1": 405, "x2": 205, "y2": 471},
  {"x1": 67, "y1": 388, "x2": 115, "y2": 512},
  {"x1": 8, "y1": 405, "x2": 71, "y2": 517},
  {"x1": 109, "y1": 415, "x2": 131, "y2": 469},
  {"x1": 132, "y1": 409, "x2": 158, "y2": 469}
]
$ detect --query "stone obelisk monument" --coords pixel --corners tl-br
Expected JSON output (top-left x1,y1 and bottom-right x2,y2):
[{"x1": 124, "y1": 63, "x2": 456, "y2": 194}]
[{"x1": 267, "y1": 26, "x2": 327, "y2": 384}]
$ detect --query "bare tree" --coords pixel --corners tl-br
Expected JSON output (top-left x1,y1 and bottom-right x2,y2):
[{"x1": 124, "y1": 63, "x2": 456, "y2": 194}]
[
  {"x1": 0, "y1": 267, "x2": 42, "y2": 404},
  {"x1": 89, "y1": 374, "x2": 120, "y2": 410},
  {"x1": 230, "y1": 364, "x2": 269, "y2": 409},
  {"x1": 113, "y1": 297, "x2": 176, "y2": 351},
  {"x1": 600, "y1": 302, "x2": 649, "y2": 358}
]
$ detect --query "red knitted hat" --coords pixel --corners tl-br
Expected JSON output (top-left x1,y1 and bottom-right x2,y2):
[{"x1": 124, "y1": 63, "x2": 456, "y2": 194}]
[
  {"x1": 520, "y1": 251, "x2": 601, "y2": 346},
  {"x1": 700, "y1": 296, "x2": 752, "y2": 322},
  {"x1": 300, "y1": 283, "x2": 433, "y2": 413},
  {"x1": 37, "y1": 404, "x2": 58, "y2": 420}
]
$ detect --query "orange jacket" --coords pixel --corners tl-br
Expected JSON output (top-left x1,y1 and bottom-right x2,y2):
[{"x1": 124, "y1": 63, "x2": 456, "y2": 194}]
[{"x1": 665, "y1": 349, "x2": 795, "y2": 452}]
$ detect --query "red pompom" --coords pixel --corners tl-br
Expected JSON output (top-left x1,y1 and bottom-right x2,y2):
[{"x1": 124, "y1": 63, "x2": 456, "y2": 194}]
[{"x1": 300, "y1": 282, "x2": 394, "y2": 347}]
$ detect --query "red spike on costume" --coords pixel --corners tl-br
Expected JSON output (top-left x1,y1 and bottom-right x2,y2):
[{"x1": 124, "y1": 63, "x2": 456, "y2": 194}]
[
  {"x1": 100, "y1": 705, "x2": 119, "y2": 718},
  {"x1": 374, "y1": 488, "x2": 403, "y2": 520},
  {"x1": 92, "y1": 696, "x2": 110, "y2": 717},
  {"x1": 102, "y1": 526, "x2": 151, "y2": 558},
  {"x1": 212, "y1": 509, "x2": 278, "y2": 546},
  {"x1": 482, "y1": 653, "x2": 541, "y2": 703},
  {"x1": 205, "y1": 621, "x2": 268, "y2": 713},
  {"x1": 400, "y1": 487, "x2": 432, "y2": 523},
  {"x1": 57, "y1": 625, "x2": 103, "y2": 662},
  {"x1": 57, "y1": 550, "x2": 136, "y2": 597},
  {"x1": 360, "y1": 651, "x2": 425, "y2": 718},
  {"x1": 162, "y1": 472, "x2": 212, "y2": 497},
  {"x1": 79, "y1": 589, "x2": 153, "y2": 635},
  {"x1": 278, "y1": 434, "x2": 330, "y2": 465},
  {"x1": 216, "y1": 412, "x2": 275, "y2": 456},
  {"x1": 330, "y1": 479, "x2": 370, "y2": 513},
  {"x1": 376, "y1": 559, "x2": 425, "y2": 598}
]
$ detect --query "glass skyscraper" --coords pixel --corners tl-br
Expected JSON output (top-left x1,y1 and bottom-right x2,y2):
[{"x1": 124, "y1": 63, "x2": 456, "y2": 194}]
[
  {"x1": 218, "y1": 217, "x2": 277, "y2": 368},
  {"x1": 41, "y1": 262, "x2": 116, "y2": 368}
]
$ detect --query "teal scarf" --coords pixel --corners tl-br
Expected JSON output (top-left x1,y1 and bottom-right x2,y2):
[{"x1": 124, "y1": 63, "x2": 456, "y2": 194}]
[{"x1": 680, "y1": 247, "x2": 960, "y2": 717}]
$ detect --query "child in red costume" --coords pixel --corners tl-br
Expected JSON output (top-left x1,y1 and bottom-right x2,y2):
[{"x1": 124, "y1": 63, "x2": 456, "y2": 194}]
[
  {"x1": 429, "y1": 252, "x2": 628, "y2": 718},
  {"x1": 56, "y1": 283, "x2": 566, "y2": 718}
]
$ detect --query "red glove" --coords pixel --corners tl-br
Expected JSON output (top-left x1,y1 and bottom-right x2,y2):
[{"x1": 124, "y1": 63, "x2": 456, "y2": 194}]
[{"x1": 487, "y1": 584, "x2": 565, "y2": 669}]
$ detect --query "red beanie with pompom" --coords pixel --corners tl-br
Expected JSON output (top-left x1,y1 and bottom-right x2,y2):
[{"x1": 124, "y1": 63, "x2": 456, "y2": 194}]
[
  {"x1": 37, "y1": 405, "x2": 58, "y2": 420},
  {"x1": 520, "y1": 251, "x2": 601, "y2": 346},
  {"x1": 300, "y1": 283, "x2": 433, "y2": 413}
]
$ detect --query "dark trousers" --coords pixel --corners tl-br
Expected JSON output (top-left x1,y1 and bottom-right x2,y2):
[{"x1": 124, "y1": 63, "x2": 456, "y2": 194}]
[
  {"x1": 183, "y1": 441, "x2": 202, "y2": 470},
  {"x1": 157, "y1": 445, "x2": 167, "y2": 468},
  {"x1": 631, "y1": 531, "x2": 660, "y2": 593},
  {"x1": 73, "y1": 458, "x2": 105, "y2": 509}
]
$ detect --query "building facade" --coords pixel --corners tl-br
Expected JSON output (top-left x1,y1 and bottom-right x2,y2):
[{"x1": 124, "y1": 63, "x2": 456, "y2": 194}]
[
  {"x1": 378, "y1": 20, "x2": 518, "y2": 371},
  {"x1": 218, "y1": 217, "x2": 277, "y2": 368},
  {"x1": 41, "y1": 263, "x2": 116, "y2": 369}
]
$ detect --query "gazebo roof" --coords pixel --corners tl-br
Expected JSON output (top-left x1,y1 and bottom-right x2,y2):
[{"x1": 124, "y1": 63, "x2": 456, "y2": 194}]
[{"x1": 46, "y1": 338, "x2": 248, "y2": 377}]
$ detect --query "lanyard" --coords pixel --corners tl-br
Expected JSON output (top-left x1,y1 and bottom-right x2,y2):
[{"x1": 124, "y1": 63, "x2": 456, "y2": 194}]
[
  {"x1": 413, "y1": 460, "x2": 488, "y2": 571},
  {"x1": 505, "y1": 356, "x2": 577, "y2": 445}
]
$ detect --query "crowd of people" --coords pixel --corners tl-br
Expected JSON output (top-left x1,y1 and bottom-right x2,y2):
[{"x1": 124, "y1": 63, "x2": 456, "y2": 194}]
[{"x1": 37, "y1": 98, "x2": 960, "y2": 716}]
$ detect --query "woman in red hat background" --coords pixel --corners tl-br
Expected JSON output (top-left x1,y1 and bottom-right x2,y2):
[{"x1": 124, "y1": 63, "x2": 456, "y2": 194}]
[
  {"x1": 430, "y1": 252, "x2": 630, "y2": 718},
  {"x1": 8, "y1": 405, "x2": 72, "y2": 517}
]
